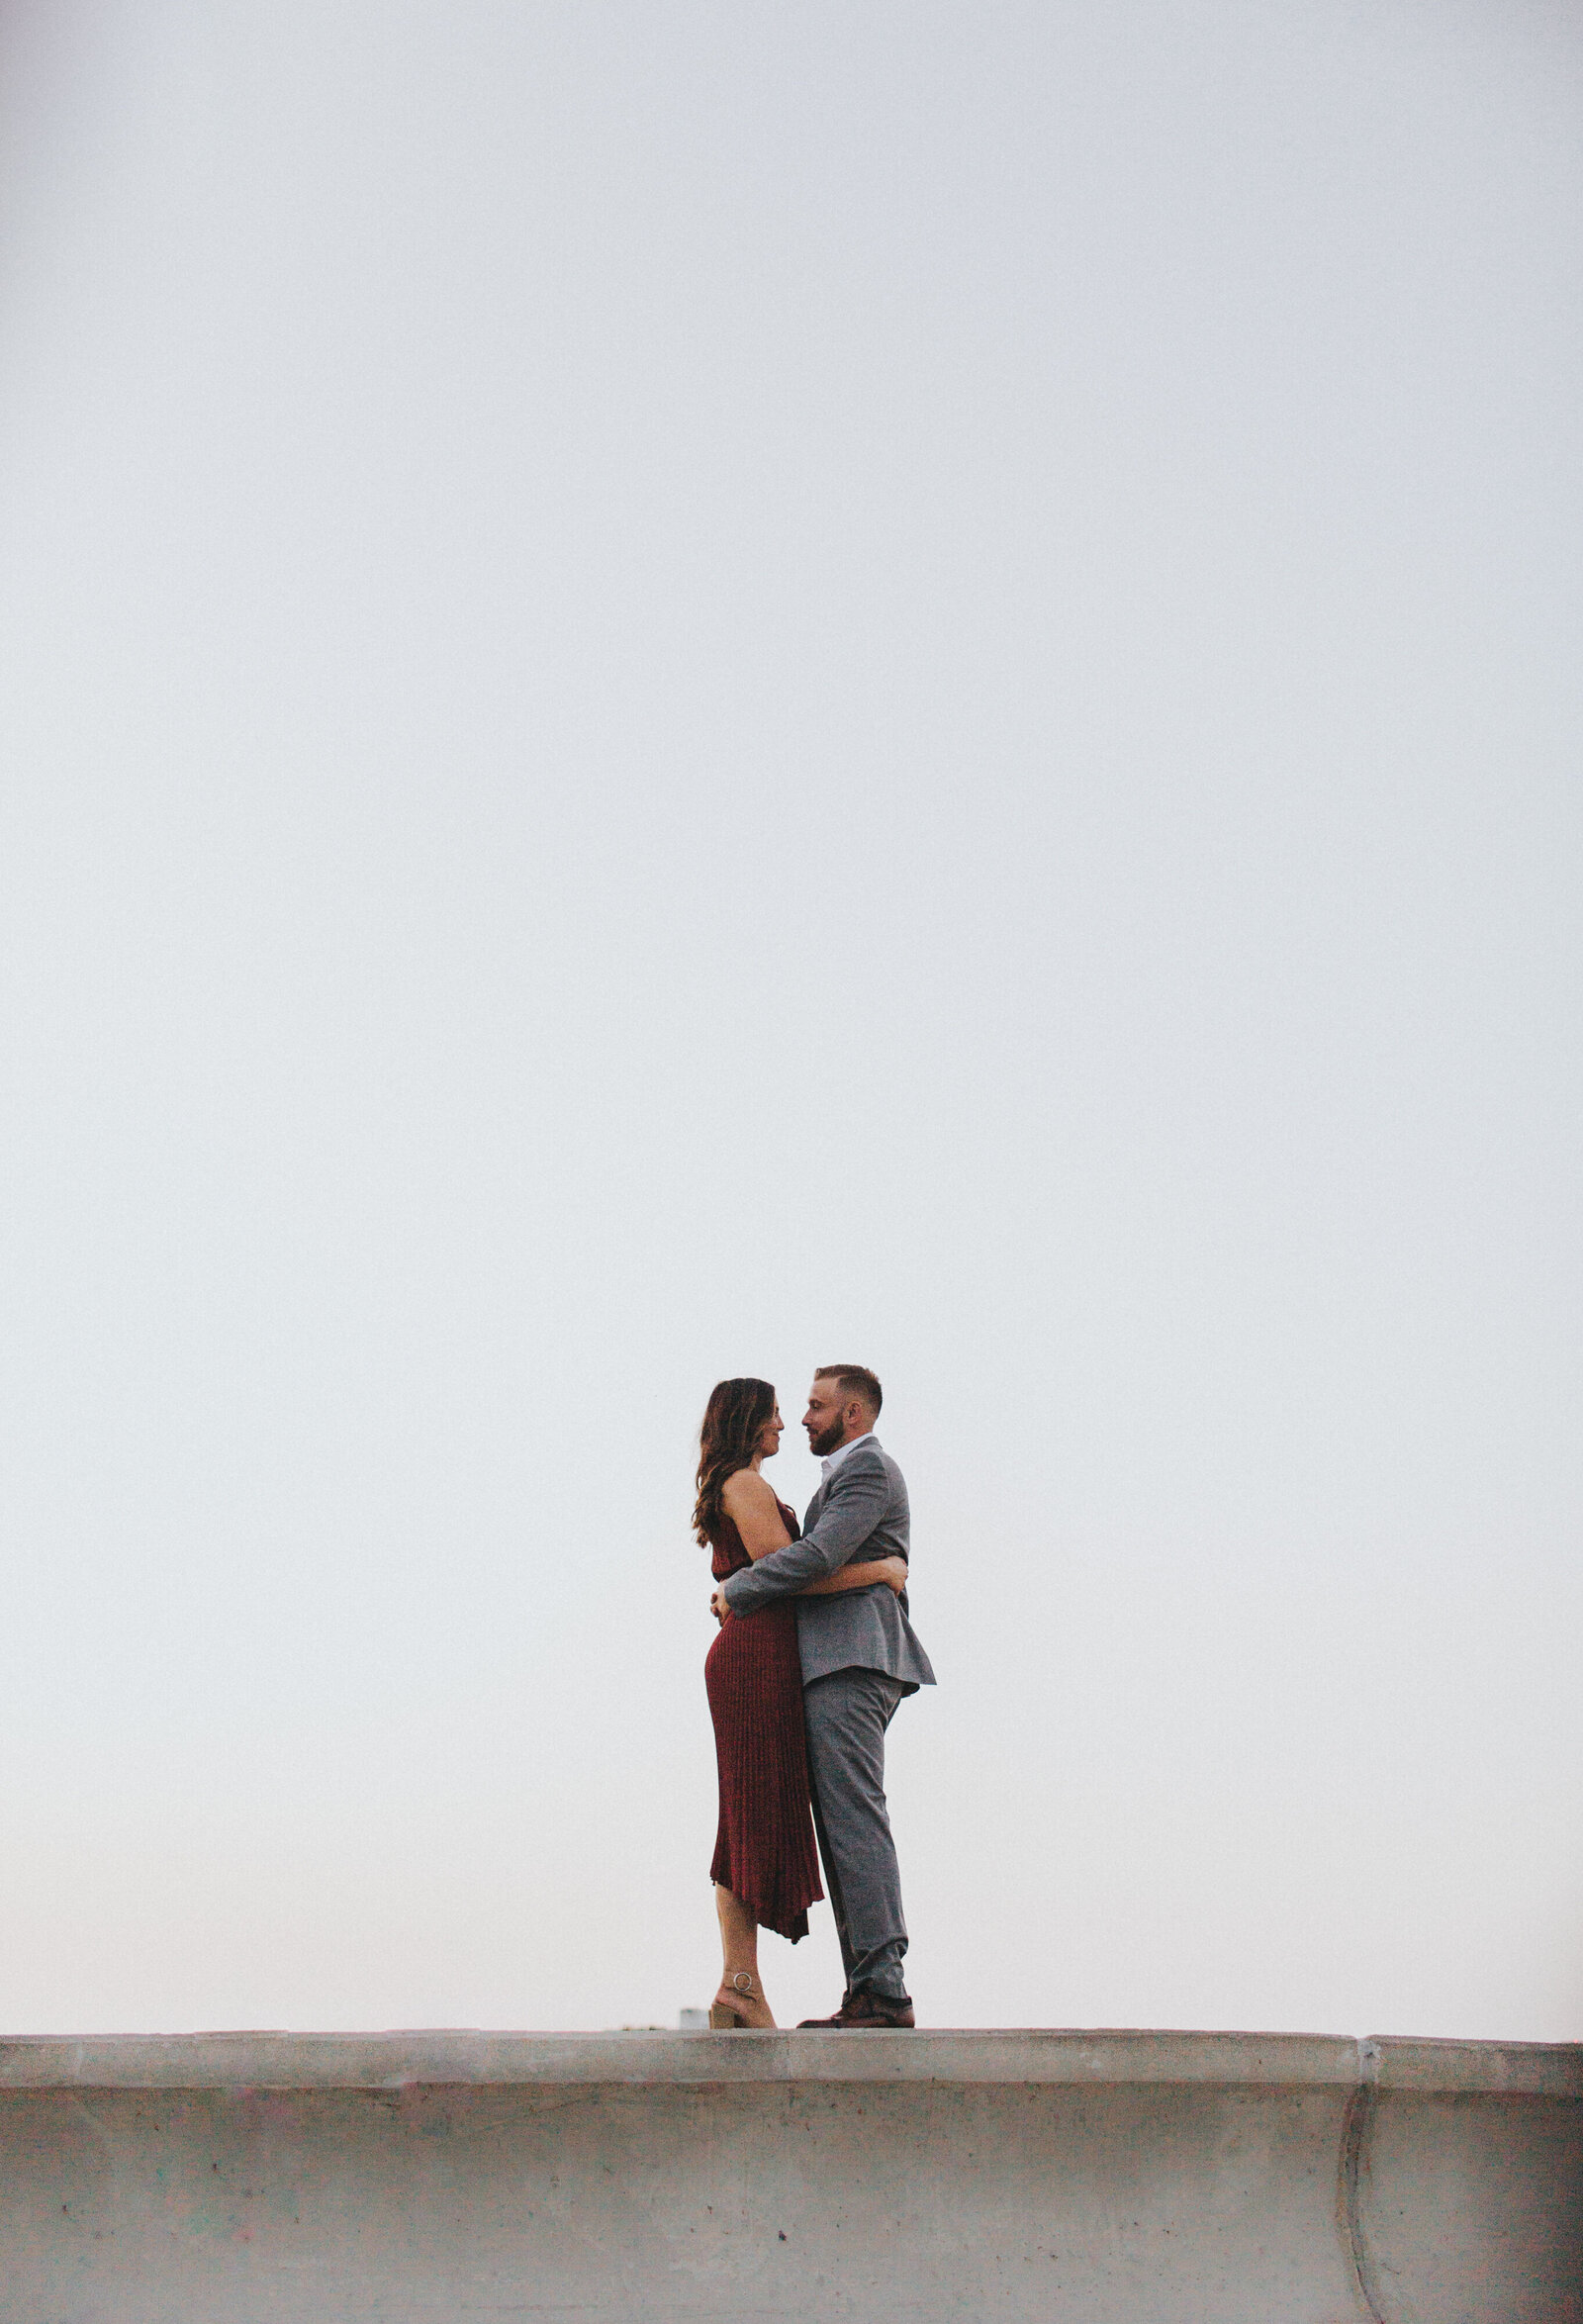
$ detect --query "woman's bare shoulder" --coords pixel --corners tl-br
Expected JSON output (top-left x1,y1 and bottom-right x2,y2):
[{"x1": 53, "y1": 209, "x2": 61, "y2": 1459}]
[{"x1": 720, "y1": 1467, "x2": 779, "y2": 1513}]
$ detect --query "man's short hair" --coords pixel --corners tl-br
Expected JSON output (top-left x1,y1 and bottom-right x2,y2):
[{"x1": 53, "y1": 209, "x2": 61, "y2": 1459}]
[{"x1": 814, "y1": 1364, "x2": 883, "y2": 1418}]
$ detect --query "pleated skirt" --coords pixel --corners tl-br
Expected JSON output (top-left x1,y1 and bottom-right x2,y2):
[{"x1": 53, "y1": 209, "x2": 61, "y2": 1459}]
[{"x1": 704, "y1": 1601, "x2": 823, "y2": 1941}]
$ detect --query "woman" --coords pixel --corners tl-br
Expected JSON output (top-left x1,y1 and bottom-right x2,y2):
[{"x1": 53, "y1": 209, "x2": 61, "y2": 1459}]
[{"x1": 696, "y1": 1376, "x2": 908, "y2": 2028}]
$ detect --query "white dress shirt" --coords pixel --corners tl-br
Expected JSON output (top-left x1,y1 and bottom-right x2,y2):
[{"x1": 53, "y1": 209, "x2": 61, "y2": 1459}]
[{"x1": 820, "y1": 1430, "x2": 879, "y2": 1483}]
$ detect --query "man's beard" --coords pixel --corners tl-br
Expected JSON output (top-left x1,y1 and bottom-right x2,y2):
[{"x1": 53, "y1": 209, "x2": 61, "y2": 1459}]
[{"x1": 807, "y1": 1417, "x2": 848, "y2": 1457}]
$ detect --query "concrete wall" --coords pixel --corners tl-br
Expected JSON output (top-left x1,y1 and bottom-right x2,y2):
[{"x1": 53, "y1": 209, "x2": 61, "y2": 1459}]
[{"x1": 0, "y1": 2030, "x2": 1577, "y2": 2322}]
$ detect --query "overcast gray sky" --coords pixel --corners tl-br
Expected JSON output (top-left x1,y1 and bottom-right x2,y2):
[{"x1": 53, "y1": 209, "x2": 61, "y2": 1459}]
[{"x1": 1, "y1": 0, "x2": 1579, "y2": 2040}]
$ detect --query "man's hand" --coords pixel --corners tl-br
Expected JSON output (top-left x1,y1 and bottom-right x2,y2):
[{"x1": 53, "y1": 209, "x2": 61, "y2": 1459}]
[{"x1": 710, "y1": 1586, "x2": 731, "y2": 1626}]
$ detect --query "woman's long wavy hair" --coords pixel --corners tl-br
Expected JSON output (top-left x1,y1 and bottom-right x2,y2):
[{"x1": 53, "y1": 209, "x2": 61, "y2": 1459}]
[{"x1": 694, "y1": 1376, "x2": 776, "y2": 1545}]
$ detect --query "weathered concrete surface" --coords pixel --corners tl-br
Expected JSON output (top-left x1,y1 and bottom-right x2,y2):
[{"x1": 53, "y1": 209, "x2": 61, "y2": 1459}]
[{"x1": 0, "y1": 2030, "x2": 1576, "y2": 2322}]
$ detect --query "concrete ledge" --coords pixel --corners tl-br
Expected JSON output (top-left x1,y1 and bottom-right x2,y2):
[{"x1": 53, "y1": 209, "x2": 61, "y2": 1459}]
[
  {"x1": 2, "y1": 2030, "x2": 1577, "y2": 2320},
  {"x1": 1, "y1": 2025, "x2": 1578, "y2": 2093}
]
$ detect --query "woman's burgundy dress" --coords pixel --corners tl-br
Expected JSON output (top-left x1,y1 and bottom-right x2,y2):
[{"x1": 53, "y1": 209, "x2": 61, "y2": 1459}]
[{"x1": 704, "y1": 1499, "x2": 823, "y2": 1942}]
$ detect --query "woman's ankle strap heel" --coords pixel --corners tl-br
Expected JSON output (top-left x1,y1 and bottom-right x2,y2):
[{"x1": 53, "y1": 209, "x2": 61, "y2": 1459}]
[{"x1": 708, "y1": 1971, "x2": 760, "y2": 2028}]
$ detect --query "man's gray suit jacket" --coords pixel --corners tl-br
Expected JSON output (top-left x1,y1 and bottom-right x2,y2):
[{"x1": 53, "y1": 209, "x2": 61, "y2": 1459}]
[{"x1": 719, "y1": 1440, "x2": 937, "y2": 1692}]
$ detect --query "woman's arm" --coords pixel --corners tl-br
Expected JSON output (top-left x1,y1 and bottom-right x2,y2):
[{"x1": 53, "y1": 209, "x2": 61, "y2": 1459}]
[
  {"x1": 718, "y1": 1469, "x2": 792, "y2": 1561},
  {"x1": 802, "y1": 1555, "x2": 908, "y2": 1598}
]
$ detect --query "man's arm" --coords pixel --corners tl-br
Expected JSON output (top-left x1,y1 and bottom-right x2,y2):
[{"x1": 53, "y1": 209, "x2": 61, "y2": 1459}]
[{"x1": 721, "y1": 1460, "x2": 888, "y2": 1615}]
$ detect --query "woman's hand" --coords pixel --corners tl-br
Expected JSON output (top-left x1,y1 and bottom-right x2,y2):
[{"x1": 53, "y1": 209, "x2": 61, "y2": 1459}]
[{"x1": 875, "y1": 1555, "x2": 909, "y2": 1596}]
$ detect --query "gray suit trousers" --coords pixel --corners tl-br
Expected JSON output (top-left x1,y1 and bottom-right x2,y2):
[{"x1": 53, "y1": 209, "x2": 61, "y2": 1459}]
[{"x1": 802, "y1": 1668, "x2": 909, "y2": 2000}]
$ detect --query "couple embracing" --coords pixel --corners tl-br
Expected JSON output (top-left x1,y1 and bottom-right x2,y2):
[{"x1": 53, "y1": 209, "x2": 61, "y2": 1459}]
[{"x1": 695, "y1": 1365, "x2": 935, "y2": 2030}]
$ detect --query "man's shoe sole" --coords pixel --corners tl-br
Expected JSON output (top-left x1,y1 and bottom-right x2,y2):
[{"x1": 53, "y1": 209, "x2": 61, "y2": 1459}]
[{"x1": 795, "y1": 2010, "x2": 916, "y2": 2030}]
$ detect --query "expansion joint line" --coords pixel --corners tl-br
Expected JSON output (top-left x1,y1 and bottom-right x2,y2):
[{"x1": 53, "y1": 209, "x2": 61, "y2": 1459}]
[{"x1": 1339, "y1": 2036, "x2": 1386, "y2": 2324}]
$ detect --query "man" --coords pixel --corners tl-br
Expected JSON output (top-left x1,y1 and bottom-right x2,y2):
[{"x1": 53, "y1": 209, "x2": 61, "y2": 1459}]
[{"x1": 711, "y1": 1364, "x2": 935, "y2": 2027}]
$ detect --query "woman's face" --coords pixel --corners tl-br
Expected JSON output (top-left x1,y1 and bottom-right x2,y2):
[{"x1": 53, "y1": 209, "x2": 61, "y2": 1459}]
[{"x1": 757, "y1": 1402, "x2": 785, "y2": 1459}]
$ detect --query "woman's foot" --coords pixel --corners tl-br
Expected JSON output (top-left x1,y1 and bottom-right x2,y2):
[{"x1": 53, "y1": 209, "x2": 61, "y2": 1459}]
[{"x1": 708, "y1": 1969, "x2": 777, "y2": 2029}]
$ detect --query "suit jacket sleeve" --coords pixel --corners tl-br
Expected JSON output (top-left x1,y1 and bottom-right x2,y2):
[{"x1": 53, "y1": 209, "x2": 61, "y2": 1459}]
[{"x1": 720, "y1": 1460, "x2": 887, "y2": 1613}]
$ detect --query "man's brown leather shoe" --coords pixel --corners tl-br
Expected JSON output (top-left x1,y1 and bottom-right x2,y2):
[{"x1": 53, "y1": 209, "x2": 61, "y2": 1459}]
[{"x1": 797, "y1": 1989, "x2": 916, "y2": 2029}]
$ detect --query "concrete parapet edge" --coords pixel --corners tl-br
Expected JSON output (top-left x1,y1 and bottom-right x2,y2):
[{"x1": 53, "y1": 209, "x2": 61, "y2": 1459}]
[{"x1": 0, "y1": 2027, "x2": 1577, "y2": 2094}]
